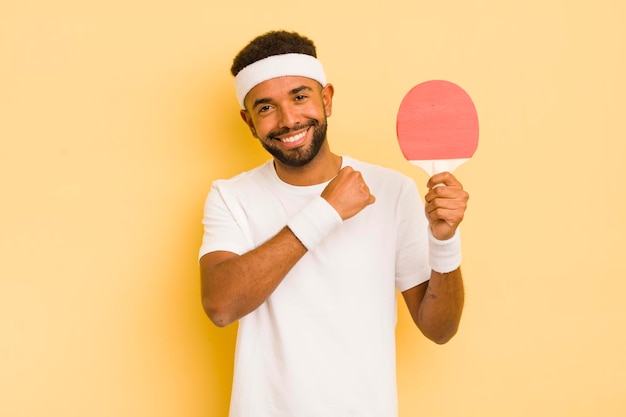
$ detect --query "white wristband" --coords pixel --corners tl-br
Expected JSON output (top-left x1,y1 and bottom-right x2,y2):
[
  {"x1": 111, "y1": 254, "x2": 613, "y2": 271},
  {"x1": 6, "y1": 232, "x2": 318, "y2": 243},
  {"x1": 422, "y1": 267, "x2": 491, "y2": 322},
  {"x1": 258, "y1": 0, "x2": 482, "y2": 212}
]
[
  {"x1": 428, "y1": 227, "x2": 462, "y2": 273},
  {"x1": 287, "y1": 196, "x2": 342, "y2": 251}
]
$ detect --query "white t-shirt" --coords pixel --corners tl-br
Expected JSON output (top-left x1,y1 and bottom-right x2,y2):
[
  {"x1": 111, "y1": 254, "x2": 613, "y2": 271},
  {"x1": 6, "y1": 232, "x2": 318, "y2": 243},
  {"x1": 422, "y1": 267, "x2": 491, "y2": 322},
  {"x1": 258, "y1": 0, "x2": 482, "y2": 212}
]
[{"x1": 199, "y1": 156, "x2": 430, "y2": 417}]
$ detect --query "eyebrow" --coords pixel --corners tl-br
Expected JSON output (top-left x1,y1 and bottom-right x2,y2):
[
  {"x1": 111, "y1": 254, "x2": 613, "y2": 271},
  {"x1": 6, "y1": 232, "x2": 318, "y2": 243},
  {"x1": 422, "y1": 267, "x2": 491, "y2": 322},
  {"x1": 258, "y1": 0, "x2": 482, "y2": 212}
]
[
  {"x1": 252, "y1": 97, "x2": 272, "y2": 109},
  {"x1": 290, "y1": 85, "x2": 313, "y2": 95},
  {"x1": 251, "y1": 85, "x2": 314, "y2": 109}
]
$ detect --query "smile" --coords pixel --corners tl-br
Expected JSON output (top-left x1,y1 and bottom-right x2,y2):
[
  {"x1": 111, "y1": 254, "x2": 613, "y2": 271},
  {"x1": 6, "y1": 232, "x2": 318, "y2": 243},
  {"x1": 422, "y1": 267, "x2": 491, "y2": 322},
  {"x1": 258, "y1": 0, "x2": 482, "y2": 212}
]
[{"x1": 279, "y1": 130, "x2": 307, "y2": 144}]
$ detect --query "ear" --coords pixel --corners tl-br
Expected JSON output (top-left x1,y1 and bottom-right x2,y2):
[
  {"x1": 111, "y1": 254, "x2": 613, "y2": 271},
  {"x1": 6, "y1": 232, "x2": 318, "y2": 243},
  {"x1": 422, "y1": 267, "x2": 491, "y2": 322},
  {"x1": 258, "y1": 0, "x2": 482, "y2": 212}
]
[
  {"x1": 240, "y1": 109, "x2": 258, "y2": 138},
  {"x1": 322, "y1": 83, "x2": 334, "y2": 117}
]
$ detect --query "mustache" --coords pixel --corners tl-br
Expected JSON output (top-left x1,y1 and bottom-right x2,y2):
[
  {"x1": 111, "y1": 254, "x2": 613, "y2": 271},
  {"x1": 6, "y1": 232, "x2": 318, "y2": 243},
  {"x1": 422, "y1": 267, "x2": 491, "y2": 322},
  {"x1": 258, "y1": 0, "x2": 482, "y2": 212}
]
[{"x1": 267, "y1": 120, "x2": 317, "y2": 140}]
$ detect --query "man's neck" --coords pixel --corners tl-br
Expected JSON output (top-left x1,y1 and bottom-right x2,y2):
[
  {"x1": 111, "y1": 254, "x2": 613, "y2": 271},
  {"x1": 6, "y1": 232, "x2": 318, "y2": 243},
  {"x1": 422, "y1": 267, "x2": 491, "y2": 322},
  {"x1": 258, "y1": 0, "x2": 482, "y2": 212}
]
[{"x1": 274, "y1": 150, "x2": 342, "y2": 186}]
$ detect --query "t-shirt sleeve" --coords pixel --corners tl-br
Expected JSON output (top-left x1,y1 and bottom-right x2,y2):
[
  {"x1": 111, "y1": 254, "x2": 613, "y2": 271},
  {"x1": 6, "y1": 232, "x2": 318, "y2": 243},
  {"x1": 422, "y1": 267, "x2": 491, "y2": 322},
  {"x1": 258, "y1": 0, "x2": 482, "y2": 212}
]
[
  {"x1": 198, "y1": 183, "x2": 252, "y2": 261},
  {"x1": 394, "y1": 178, "x2": 431, "y2": 292}
]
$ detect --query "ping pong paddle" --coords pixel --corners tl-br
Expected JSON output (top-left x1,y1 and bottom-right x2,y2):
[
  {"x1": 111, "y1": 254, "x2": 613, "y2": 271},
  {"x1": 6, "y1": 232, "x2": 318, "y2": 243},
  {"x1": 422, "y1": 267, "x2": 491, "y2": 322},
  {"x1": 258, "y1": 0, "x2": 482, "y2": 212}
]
[{"x1": 396, "y1": 80, "x2": 479, "y2": 176}]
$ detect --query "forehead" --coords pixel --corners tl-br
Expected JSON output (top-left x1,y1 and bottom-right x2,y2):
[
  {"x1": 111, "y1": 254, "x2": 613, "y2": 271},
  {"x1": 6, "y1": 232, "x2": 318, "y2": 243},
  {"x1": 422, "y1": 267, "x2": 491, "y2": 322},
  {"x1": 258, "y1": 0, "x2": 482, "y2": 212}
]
[{"x1": 244, "y1": 76, "x2": 320, "y2": 105}]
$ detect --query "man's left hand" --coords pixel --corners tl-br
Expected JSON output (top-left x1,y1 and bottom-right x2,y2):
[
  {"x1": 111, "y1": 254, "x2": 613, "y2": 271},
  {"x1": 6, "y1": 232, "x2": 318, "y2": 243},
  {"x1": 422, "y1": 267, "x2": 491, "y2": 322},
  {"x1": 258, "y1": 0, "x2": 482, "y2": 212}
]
[{"x1": 424, "y1": 172, "x2": 469, "y2": 241}]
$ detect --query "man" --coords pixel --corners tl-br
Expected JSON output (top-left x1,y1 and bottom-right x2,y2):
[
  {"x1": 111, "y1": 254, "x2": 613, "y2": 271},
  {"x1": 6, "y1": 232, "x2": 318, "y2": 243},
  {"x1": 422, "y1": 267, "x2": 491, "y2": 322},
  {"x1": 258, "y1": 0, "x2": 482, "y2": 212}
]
[{"x1": 199, "y1": 30, "x2": 468, "y2": 417}]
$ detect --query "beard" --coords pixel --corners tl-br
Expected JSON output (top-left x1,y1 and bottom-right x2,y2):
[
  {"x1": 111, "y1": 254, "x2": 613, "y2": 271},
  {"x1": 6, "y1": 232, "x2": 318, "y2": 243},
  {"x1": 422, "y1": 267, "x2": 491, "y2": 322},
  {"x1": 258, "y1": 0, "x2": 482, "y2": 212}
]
[{"x1": 260, "y1": 119, "x2": 328, "y2": 168}]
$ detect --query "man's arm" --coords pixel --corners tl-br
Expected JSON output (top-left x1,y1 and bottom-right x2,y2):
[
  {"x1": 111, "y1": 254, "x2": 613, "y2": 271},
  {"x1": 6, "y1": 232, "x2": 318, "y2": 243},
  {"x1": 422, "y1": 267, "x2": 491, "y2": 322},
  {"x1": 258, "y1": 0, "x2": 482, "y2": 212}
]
[
  {"x1": 402, "y1": 268, "x2": 464, "y2": 344},
  {"x1": 402, "y1": 171, "x2": 468, "y2": 344},
  {"x1": 200, "y1": 166, "x2": 375, "y2": 327},
  {"x1": 200, "y1": 227, "x2": 307, "y2": 327}
]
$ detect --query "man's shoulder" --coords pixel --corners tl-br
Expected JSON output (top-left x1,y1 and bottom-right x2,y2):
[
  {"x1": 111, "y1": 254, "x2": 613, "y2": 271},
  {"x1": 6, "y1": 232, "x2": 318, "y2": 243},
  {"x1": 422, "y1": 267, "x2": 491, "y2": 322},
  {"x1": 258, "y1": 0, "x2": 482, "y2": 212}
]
[
  {"x1": 343, "y1": 156, "x2": 413, "y2": 185},
  {"x1": 212, "y1": 160, "x2": 274, "y2": 189}
]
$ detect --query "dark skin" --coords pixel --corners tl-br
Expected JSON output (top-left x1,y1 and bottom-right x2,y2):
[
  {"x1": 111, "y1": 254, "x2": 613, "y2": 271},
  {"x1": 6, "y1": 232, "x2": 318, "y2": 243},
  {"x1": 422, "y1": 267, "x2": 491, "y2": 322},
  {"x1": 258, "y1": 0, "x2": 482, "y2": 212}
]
[{"x1": 201, "y1": 76, "x2": 468, "y2": 344}]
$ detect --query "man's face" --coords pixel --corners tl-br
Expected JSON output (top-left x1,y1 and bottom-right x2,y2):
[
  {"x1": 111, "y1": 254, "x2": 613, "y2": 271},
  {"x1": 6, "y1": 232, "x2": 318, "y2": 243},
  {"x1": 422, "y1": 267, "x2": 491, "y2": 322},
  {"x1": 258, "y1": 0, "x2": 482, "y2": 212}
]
[{"x1": 241, "y1": 76, "x2": 333, "y2": 167}]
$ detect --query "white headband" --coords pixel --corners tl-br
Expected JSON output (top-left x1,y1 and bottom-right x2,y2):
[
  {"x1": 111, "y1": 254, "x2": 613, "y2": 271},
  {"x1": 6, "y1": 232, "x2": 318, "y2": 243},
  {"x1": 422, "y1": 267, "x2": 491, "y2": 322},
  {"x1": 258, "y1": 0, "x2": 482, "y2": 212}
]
[{"x1": 234, "y1": 53, "x2": 327, "y2": 109}]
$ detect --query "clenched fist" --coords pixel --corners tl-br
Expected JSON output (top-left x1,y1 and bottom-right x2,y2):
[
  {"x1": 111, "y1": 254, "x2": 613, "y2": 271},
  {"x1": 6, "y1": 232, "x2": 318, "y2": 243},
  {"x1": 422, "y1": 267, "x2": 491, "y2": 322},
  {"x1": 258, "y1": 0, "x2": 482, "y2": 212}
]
[{"x1": 321, "y1": 166, "x2": 376, "y2": 220}]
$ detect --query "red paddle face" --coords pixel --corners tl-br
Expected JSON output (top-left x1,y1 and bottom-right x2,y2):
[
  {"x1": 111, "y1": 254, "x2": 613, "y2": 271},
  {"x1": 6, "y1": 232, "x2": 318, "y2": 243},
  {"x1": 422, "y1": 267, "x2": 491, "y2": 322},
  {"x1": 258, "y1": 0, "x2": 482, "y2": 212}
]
[{"x1": 396, "y1": 80, "x2": 478, "y2": 175}]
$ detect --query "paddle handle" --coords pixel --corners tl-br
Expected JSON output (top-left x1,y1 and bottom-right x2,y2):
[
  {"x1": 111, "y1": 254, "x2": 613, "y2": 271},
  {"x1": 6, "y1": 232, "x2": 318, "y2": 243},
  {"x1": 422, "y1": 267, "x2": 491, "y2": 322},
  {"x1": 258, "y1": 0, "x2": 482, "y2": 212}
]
[{"x1": 410, "y1": 158, "x2": 470, "y2": 177}]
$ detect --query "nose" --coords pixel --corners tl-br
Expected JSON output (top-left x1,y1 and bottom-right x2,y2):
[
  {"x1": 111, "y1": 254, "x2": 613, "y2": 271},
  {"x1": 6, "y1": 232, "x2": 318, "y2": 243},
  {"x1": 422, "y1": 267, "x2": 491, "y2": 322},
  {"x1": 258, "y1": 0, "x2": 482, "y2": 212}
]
[{"x1": 277, "y1": 104, "x2": 299, "y2": 129}]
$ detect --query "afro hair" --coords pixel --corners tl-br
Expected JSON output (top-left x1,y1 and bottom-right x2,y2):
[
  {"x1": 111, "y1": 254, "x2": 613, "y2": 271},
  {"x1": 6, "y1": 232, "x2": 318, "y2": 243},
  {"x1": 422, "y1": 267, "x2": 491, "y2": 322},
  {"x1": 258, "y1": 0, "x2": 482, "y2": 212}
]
[{"x1": 231, "y1": 30, "x2": 318, "y2": 76}]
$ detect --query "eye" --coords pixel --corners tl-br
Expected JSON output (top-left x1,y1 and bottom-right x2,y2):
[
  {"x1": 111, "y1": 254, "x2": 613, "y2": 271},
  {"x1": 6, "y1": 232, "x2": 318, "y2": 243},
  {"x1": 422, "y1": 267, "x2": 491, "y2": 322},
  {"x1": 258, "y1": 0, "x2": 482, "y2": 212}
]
[
  {"x1": 257, "y1": 105, "x2": 272, "y2": 114},
  {"x1": 295, "y1": 94, "x2": 308, "y2": 102}
]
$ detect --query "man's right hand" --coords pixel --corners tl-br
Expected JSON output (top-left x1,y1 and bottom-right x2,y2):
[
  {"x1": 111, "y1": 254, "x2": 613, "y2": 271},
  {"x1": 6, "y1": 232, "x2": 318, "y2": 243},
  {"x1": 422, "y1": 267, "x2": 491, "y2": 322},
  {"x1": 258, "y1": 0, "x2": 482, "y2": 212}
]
[{"x1": 321, "y1": 166, "x2": 376, "y2": 220}]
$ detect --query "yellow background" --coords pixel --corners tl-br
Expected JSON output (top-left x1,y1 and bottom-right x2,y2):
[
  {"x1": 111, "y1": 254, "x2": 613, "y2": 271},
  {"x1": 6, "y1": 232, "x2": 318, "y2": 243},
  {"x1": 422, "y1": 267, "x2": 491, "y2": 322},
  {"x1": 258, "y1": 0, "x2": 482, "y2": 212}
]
[{"x1": 2, "y1": 1, "x2": 625, "y2": 416}]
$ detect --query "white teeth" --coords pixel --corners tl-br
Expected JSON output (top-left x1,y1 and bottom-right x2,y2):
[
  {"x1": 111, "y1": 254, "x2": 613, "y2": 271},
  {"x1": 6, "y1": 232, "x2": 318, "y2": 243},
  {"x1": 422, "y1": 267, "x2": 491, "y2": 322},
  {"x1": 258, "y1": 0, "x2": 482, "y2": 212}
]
[{"x1": 281, "y1": 131, "x2": 306, "y2": 143}]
